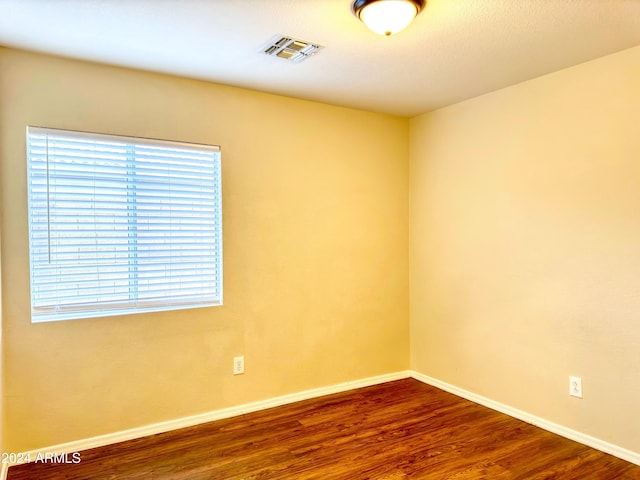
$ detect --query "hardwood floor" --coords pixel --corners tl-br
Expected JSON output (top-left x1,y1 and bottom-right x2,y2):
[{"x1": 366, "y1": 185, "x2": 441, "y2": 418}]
[{"x1": 8, "y1": 379, "x2": 640, "y2": 479}]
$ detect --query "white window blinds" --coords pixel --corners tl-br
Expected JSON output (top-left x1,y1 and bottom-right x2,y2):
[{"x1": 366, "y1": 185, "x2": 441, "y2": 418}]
[{"x1": 26, "y1": 126, "x2": 222, "y2": 322}]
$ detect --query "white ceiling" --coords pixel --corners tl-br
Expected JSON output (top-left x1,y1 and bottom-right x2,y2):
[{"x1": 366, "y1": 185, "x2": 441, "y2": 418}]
[{"x1": 1, "y1": 0, "x2": 640, "y2": 117}]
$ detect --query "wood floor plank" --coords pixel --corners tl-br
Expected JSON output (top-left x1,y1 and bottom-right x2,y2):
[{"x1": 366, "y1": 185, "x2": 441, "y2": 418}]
[{"x1": 8, "y1": 379, "x2": 640, "y2": 479}]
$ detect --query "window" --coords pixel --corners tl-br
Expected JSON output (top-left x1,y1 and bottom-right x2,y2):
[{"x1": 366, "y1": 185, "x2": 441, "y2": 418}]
[{"x1": 26, "y1": 127, "x2": 222, "y2": 322}]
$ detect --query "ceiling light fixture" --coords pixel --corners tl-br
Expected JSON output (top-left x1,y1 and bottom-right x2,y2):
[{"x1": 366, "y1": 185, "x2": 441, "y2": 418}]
[{"x1": 352, "y1": 0, "x2": 426, "y2": 36}]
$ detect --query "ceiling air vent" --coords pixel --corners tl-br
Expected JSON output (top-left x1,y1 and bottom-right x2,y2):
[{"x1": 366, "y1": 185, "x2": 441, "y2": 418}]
[{"x1": 261, "y1": 35, "x2": 324, "y2": 63}]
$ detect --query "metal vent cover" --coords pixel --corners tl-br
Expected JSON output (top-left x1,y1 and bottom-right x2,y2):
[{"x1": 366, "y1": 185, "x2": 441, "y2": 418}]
[{"x1": 261, "y1": 35, "x2": 324, "y2": 63}]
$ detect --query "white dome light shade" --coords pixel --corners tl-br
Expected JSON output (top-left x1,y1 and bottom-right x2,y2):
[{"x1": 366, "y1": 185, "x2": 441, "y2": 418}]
[{"x1": 353, "y1": 0, "x2": 425, "y2": 36}]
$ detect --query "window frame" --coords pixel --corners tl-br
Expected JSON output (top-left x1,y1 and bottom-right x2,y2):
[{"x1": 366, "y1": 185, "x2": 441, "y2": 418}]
[{"x1": 26, "y1": 126, "x2": 223, "y2": 323}]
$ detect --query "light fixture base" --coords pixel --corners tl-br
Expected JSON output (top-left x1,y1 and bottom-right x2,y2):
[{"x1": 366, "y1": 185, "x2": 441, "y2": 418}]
[{"x1": 352, "y1": 0, "x2": 426, "y2": 16}]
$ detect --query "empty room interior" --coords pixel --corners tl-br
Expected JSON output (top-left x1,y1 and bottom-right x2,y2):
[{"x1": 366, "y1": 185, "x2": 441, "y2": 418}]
[{"x1": 1, "y1": 0, "x2": 640, "y2": 478}]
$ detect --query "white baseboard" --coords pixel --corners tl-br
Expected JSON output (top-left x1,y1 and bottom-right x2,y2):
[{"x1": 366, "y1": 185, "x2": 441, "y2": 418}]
[
  {"x1": 410, "y1": 371, "x2": 640, "y2": 467},
  {"x1": 4, "y1": 369, "x2": 638, "y2": 480},
  {"x1": 1, "y1": 370, "x2": 411, "y2": 477}
]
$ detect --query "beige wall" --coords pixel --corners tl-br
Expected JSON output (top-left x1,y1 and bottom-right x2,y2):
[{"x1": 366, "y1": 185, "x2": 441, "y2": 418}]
[
  {"x1": 0, "y1": 48, "x2": 410, "y2": 451},
  {"x1": 410, "y1": 45, "x2": 640, "y2": 453},
  {"x1": 3, "y1": 41, "x2": 640, "y2": 457}
]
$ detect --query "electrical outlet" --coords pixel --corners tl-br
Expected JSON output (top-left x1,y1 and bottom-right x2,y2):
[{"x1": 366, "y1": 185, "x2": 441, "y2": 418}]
[
  {"x1": 569, "y1": 376, "x2": 582, "y2": 398},
  {"x1": 233, "y1": 356, "x2": 245, "y2": 375}
]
